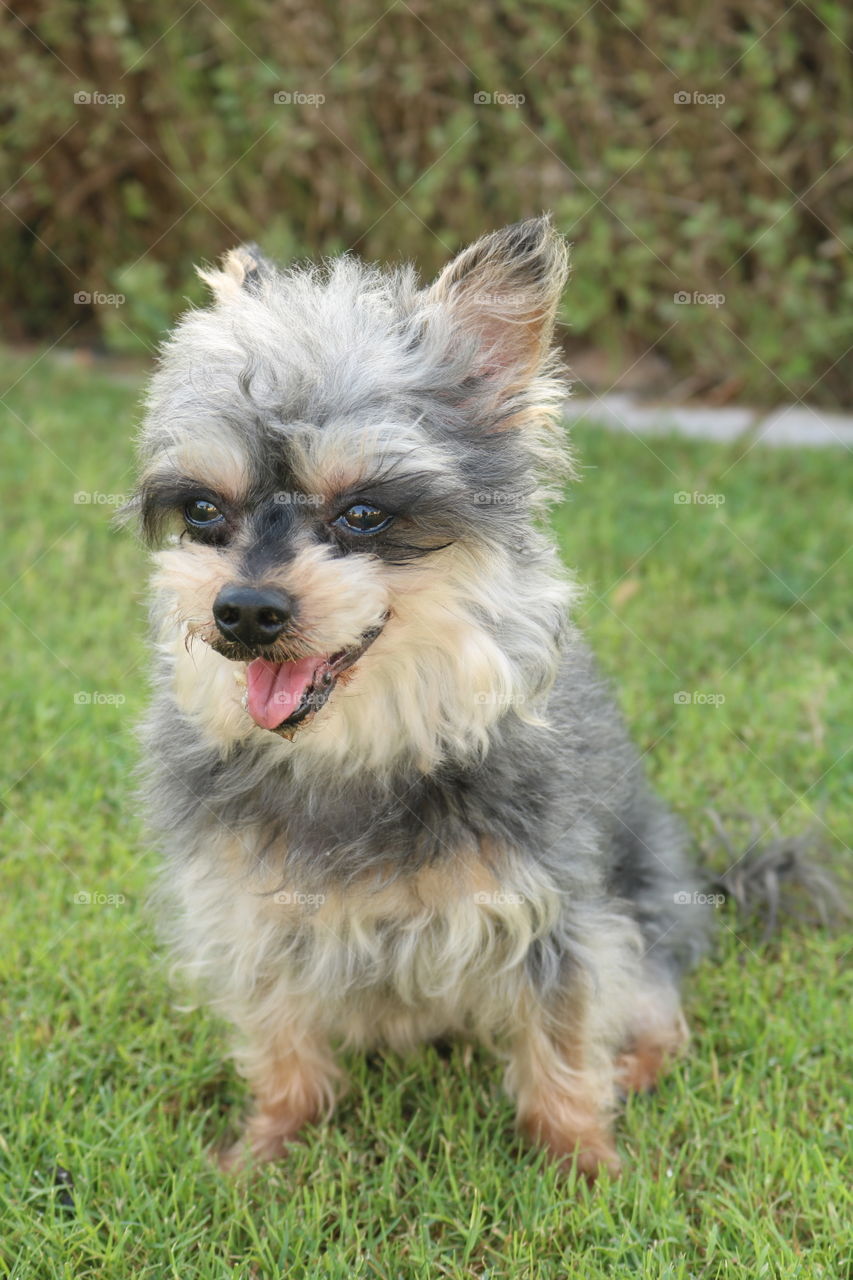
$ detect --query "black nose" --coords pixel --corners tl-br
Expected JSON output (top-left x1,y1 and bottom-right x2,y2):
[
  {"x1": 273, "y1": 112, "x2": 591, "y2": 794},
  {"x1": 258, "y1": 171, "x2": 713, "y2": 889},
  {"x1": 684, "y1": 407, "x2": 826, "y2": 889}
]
[{"x1": 212, "y1": 585, "x2": 294, "y2": 648}]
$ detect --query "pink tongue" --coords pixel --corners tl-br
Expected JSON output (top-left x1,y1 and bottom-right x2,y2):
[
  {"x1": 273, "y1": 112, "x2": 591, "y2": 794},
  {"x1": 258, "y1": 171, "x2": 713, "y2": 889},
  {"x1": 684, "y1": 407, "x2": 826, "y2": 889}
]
[{"x1": 245, "y1": 656, "x2": 323, "y2": 730}]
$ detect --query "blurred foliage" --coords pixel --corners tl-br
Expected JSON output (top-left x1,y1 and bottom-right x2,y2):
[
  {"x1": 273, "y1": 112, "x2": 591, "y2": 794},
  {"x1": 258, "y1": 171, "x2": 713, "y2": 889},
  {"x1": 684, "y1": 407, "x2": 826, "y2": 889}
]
[{"x1": 1, "y1": 0, "x2": 851, "y2": 403}]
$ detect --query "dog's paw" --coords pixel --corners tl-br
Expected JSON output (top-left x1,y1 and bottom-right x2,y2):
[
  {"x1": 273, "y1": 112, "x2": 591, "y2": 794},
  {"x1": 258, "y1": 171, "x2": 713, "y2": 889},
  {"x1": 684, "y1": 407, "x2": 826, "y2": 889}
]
[
  {"x1": 213, "y1": 1108, "x2": 307, "y2": 1173},
  {"x1": 561, "y1": 1136, "x2": 622, "y2": 1183},
  {"x1": 521, "y1": 1110, "x2": 621, "y2": 1183},
  {"x1": 615, "y1": 1043, "x2": 666, "y2": 1095},
  {"x1": 212, "y1": 1137, "x2": 254, "y2": 1175}
]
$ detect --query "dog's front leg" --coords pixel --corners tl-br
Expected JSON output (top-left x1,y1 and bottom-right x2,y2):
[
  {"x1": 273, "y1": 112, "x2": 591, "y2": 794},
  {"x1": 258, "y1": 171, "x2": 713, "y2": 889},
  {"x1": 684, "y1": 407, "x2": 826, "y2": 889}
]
[
  {"x1": 218, "y1": 1020, "x2": 343, "y2": 1171},
  {"x1": 505, "y1": 988, "x2": 621, "y2": 1181}
]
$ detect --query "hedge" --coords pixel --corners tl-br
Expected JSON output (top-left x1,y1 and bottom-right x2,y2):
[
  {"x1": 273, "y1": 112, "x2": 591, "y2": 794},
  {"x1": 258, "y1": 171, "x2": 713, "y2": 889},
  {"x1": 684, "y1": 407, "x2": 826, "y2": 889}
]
[{"x1": 1, "y1": 0, "x2": 850, "y2": 405}]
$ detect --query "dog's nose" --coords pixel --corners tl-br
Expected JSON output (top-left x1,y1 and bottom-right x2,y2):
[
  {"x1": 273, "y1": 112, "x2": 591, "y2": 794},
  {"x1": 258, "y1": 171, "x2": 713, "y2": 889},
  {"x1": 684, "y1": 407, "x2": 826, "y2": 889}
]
[{"x1": 212, "y1": 585, "x2": 294, "y2": 648}]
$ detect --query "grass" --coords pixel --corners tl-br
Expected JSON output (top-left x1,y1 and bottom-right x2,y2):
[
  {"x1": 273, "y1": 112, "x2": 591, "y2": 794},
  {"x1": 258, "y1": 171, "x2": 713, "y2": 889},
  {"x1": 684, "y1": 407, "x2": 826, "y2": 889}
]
[{"x1": 0, "y1": 349, "x2": 850, "y2": 1279}]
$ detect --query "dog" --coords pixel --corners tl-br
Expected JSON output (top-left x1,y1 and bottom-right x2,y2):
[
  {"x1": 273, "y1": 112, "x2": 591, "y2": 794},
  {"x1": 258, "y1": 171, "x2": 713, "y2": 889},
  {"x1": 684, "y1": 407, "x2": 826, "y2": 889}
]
[{"x1": 126, "y1": 216, "x2": 711, "y2": 1178}]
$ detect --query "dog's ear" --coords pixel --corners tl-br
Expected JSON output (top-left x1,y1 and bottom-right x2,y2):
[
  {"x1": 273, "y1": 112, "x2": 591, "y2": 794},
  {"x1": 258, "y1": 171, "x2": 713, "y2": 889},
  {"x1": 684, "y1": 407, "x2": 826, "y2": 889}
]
[
  {"x1": 426, "y1": 216, "x2": 568, "y2": 383},
  {"x1": 197, "y1": 242, "x2": 274, "y2": 303}
]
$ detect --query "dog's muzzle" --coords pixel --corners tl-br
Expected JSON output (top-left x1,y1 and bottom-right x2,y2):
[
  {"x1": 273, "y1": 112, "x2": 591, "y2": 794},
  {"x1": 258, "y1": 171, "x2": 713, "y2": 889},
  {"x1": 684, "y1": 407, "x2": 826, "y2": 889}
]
[{"x1": 209, "y1": 585, "x2": 386, "y2": 737}]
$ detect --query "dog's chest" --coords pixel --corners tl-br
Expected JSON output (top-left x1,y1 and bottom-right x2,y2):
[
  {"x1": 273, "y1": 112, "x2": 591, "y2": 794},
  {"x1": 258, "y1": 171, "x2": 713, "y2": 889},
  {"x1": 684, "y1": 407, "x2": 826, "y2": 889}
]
[{"x1": 167, "y1": 846, "x2": 557, "y2": 1046}]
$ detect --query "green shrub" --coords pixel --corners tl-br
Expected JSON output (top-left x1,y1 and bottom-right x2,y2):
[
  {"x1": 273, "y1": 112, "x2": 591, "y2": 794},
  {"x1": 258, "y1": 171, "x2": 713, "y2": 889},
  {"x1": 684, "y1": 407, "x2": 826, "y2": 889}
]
[{"x1": 1, "y1": 0, "x2": 850, "y2": 405}]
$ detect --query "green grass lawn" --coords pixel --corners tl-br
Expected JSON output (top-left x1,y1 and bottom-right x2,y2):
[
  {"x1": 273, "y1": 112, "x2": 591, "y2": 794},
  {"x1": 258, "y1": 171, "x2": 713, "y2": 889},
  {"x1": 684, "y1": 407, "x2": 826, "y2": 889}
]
[{"x1": 1, "y1": 350, "x2": 850, "y2": 1279}]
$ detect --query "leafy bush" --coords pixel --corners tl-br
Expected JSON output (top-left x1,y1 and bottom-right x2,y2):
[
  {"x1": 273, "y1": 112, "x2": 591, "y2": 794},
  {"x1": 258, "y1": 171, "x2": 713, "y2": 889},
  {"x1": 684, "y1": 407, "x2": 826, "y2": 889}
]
[{"x1": 1, "y1": 0, "x2": 850, "y2": 405}]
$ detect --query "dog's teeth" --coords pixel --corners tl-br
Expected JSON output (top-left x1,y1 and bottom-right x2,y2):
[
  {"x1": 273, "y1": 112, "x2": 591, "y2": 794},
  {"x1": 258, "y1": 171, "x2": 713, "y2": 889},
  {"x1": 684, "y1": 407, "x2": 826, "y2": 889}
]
[
  {"x1": 234, "y1": 670, "x2": 247, "y2": 688},
  {"x1": 240, "y1": 692, "x2": 248, "y2": 710}
]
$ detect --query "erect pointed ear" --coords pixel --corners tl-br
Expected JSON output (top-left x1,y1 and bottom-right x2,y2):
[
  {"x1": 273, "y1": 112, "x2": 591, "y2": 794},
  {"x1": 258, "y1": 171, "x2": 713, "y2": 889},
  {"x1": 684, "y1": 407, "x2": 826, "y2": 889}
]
[
  {"x1": 426, "y1": 216, "x2": 569, "y2": 384},
  {"x1": 196, "y1": 242, "x2": 274, "y2": 304}
]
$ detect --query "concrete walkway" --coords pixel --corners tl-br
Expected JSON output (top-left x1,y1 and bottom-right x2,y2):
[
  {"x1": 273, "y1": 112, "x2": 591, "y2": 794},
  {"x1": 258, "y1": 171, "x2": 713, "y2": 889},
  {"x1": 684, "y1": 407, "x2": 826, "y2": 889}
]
[{"x1": 564, "y1": 395, "x2": 853, "y2": 448}]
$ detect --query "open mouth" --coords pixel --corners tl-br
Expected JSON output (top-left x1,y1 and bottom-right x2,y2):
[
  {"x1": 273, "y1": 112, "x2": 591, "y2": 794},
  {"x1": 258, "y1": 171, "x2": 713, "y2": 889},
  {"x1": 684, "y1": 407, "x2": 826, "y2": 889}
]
[{"x1": 242, "y1": 625, "x2": 384, "y2": 737}]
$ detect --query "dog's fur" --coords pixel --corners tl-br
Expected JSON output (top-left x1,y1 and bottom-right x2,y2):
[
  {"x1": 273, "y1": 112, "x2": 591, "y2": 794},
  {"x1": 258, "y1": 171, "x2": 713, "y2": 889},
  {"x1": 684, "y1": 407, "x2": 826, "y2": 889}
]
[{"x1": 128, "y1": 217, "x2": 711, "y2": 1178}]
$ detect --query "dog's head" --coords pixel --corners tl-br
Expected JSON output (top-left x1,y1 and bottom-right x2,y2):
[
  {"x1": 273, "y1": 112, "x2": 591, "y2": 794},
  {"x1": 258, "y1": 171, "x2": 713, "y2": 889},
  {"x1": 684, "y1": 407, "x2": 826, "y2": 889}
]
[{"x1": 128, "y1": 217, "x2": 574, "y2": 773}]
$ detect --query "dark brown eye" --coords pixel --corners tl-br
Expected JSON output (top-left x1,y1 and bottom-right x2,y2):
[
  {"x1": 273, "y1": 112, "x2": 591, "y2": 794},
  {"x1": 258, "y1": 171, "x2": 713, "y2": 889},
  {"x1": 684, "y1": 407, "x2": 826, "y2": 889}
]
[
  {"x1": 334, "y1": 503, "x2": 393, "y2": 535},
  {"x1": 184, "y1": 499, "x2": 224, "y2": 528}
]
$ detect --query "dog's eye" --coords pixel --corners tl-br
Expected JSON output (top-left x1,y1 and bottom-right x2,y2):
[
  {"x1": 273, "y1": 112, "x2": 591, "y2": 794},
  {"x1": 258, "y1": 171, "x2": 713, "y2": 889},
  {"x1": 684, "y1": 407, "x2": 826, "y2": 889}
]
[
  {"x1": 334, "y1": 503, "x2": 393, "y2": 535},
  {"x1": 184, "y1": 499, "x2": 224, "y2": 528}
]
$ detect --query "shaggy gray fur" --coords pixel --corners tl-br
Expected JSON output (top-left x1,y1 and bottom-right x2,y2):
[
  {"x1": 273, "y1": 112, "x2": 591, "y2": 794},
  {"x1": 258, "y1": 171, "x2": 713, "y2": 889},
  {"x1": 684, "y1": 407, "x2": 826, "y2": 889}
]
[
  {"x1": 135, "y1": 217, "x2": 712, "y2": 1008},
  {"x1": 141, "y1": 632, "x2": 710, "y2": 990}
]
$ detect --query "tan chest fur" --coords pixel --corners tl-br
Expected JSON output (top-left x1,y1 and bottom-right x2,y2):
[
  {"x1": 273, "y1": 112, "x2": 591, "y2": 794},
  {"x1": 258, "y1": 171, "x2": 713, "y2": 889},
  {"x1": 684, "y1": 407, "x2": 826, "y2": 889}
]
[{"x1": 161, "y1": 838, "x2": 562, "y2": 1052}]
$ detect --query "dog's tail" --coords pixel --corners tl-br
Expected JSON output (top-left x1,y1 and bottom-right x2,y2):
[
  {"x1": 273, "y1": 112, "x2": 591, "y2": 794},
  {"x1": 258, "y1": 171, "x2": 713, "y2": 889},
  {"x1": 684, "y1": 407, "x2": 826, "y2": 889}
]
[{"x1": 703, "y1": 808, "x2": 847, "y2": 940}]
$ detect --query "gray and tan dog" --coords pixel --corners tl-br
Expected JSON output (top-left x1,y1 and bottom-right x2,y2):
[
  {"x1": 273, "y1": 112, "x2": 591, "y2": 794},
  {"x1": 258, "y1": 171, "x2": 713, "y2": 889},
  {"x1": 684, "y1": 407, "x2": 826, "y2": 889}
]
[{"x1": 128, "y1": 217, "x2": 710, "y2": 1178}]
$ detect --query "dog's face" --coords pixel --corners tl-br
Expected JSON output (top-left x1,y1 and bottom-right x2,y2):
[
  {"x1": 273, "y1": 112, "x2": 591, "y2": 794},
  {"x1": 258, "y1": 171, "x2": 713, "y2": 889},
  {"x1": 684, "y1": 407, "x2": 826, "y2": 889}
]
[{"x1": 131, "y1": 218, "x2": 571, "y2": 770}]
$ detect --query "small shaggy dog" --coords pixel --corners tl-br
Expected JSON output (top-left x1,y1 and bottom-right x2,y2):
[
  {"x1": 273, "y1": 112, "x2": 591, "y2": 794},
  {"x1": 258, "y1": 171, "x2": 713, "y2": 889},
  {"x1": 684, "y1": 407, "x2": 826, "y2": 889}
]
[{"x1": 127, "y1": 217, "x2": 711, "y2": 1178}]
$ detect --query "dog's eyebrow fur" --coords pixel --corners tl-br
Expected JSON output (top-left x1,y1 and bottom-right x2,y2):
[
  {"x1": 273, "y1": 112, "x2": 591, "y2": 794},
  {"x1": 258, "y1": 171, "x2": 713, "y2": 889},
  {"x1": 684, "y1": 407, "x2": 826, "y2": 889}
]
[{"x1": 134, "y1": 472, "x2": 237, "y2": 543}]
